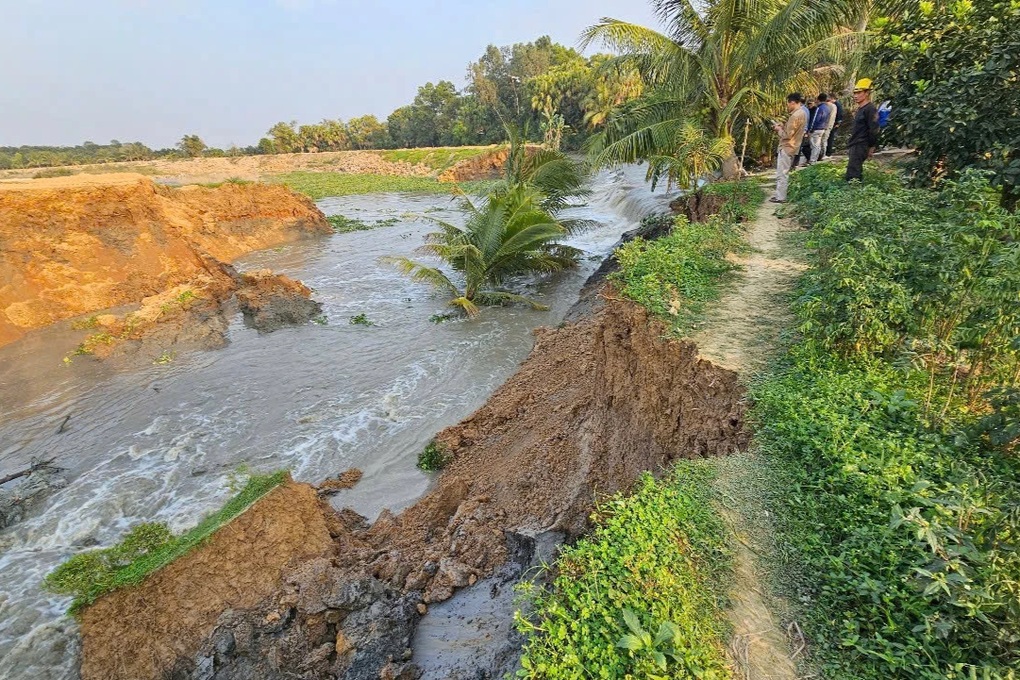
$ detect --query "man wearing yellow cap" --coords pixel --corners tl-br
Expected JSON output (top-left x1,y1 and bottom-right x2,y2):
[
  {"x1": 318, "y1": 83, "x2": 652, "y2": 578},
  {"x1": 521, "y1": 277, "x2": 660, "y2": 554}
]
[{"x1": 846, "y1": 78, "x2": 880, "y2": 182}]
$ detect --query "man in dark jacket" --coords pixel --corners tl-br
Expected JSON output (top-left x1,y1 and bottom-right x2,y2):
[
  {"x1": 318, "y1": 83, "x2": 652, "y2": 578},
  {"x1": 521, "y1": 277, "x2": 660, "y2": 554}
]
[{"x1": 845, "y1": 78, "x2": 879, "y2": 182}]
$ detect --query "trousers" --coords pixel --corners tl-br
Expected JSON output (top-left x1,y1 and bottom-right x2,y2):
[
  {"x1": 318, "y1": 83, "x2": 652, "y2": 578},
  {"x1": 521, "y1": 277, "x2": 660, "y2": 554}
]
[
  {"x1": 775, "y1": 149, "x2": 793, "y2": 200},
  {"x1": 846, "y1": 144, "x2": 868, "y2": 182},
  {"x1": 810, "y1": 130, "x2": 828, "y2": 163}
]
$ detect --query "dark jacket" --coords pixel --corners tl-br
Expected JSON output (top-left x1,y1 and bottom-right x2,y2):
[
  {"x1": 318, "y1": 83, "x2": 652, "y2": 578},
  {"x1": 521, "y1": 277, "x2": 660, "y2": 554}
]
[
  {"x1": 848, "y1": 101, "x2": 879, "y2": 148},
  {"x1": 811, "y1": 103, "x2": 832, "y2": 132}
]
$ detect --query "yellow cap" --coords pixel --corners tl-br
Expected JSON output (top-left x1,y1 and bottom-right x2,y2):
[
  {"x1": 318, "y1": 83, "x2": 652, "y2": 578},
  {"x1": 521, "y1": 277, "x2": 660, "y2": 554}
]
[{"x1": 854, "y1": 78, "x2": 873, "y2": 91}]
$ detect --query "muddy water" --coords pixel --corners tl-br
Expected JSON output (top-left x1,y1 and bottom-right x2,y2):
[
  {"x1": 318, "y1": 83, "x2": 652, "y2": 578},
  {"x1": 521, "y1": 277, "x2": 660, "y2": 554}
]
[{"x1": 0, "y1": 166, "x2": 672, "y2": 679}]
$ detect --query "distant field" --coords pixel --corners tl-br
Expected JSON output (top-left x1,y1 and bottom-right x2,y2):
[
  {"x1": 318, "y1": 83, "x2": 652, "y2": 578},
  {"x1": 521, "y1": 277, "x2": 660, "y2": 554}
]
[{"x1": 273, "y1": 171, "x2": 495, "y2": 199}]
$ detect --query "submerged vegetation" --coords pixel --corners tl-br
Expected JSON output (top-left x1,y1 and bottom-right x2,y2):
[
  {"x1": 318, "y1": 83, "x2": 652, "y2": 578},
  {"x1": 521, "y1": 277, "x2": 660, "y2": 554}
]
[
  {"x1": 326, "y1": 214, "x2": 400, "y2": 234},
  {"x1": 754, "y1": 163, "x2": 1020, "y2": 678},
  {"x1": 384, "y1": 130, "x2": 589, "y2": 317},
  {"x1": 45, "y1": 471, "x2": 288, "y2": 615}
]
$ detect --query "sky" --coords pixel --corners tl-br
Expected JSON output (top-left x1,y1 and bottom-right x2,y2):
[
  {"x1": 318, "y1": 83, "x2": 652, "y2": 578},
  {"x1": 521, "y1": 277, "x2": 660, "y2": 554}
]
[{"x1": 0, "y1": 0, "x2": 659, "y2": 149}]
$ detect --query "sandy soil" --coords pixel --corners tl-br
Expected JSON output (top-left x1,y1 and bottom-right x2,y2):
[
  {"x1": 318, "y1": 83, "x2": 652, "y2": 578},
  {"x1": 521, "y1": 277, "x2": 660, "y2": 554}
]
[
  {"x1": 0, "y1": 175, "x2": 329, "y2": 348},
  {"x1": 0, "y1": 147, "x2": 506, "y2": 187},
  {"x1": 690, "y1": 200, "x2": 806, "y2": 375}
]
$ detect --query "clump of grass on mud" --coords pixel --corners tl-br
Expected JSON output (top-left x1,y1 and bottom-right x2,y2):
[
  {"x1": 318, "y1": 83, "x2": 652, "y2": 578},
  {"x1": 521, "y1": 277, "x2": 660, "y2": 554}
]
[
  {"x1": 417, "y1": 440, "x2": 451, "y2": 471},
  {"x1": 516, "y1": 464, "x2": 733, "y2": 679},
  {"x1": 272, "y1": 171, "x2": 494, "y2": 200},
  {"x1": 612, "y1": 213, "x2": 744, "y2": 334},
  {"x1": 44, "y1": 470, "x2": 288, "y2": 615}
]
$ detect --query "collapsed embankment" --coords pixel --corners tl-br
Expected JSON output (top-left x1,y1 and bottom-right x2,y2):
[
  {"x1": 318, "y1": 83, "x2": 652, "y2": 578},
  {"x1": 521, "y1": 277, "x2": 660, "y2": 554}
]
[
  {"x1": 0, "y1": 174, "x2": 330, "y2": 348},
  {"x1": 78, "y1": 297, "x2": 750, "y2": 679}
]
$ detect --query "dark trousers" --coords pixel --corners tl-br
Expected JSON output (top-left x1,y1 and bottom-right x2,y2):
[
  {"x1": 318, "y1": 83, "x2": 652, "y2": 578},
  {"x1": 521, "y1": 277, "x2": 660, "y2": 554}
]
[
  {"x1": 846, "y1": 144, "x2": 868, "y2": 182},
  {"x1": 826, "y1": 127, "x2": 838, "y2": 156}
]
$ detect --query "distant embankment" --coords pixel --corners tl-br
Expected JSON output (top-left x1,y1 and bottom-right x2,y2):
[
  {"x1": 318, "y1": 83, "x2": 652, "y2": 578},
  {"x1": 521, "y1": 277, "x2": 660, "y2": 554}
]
[{"x1": 0, "y1": 174, "x2": 330, "y2": 347}]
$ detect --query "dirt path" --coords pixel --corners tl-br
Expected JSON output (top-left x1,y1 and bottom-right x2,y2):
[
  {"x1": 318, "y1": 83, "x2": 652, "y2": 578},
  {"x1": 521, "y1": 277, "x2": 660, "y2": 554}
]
[
  {"x1": 691, "y1": 195, "x2": 807, "y2": 679},
  {"x1": 690, "y1": 199, "x2": 806, "y2": 375}
]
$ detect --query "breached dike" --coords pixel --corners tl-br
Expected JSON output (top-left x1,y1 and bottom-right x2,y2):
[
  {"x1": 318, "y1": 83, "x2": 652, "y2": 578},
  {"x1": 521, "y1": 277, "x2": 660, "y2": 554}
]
[
  {"x1": 77, "y1": 297, "x2": 750, "y2": 679},
  {"x1": 0, "y1": 173, "x2": 331, "y2": 348}
]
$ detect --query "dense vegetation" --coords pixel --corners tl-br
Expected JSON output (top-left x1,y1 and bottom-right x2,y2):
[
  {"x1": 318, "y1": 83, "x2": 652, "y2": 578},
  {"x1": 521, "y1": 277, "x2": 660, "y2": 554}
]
[
  {"x1": 754, "y1": 163, "x2": 1020, "y2": 678},
  {"x1": 44, "y1": 471, "x2": 288, "y2": 614},
  {"x1": 516, "y1": 467, "x2": 733, "y2": 680},
  {"x1": 877, "y1": 0, "x2": 1020, "y2": 208}
]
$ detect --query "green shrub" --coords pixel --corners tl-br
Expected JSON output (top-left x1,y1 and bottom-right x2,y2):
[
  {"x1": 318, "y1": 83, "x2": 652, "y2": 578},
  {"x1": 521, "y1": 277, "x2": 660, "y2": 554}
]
[
  {"x1": 516, "y1": 465, "x2": 733, "y2": 679},
  {"x1": 417, "y1": 440, "x2": 450, "y2": 471},
  {"x1": 44, "y1": 470, "x2": 288, "y2": 614},
  {"x1": 349, "y1": 313, "x2": 374, "y2": 326}
]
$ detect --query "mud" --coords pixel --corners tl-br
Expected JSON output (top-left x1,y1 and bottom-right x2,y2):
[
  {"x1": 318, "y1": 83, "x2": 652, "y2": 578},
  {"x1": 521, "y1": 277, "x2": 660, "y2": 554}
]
[
  {"x1": 78, "y1": 295, "x2": 750, "y2": 679},
  {"x1": 0, "y1": 175, "x2": 330, "y2": 348},
  {"x1": 236, "y1": 269, "x2": 322, "y2": 333},
  {"x1": 78, "y1": 480, "x2": 336, "y2": 680}
]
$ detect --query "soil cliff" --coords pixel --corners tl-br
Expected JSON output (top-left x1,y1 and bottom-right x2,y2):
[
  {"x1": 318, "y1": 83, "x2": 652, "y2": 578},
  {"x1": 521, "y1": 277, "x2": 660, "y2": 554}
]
[{"x1": 0, "y1": 174, "x2": 330, "y2": 347}]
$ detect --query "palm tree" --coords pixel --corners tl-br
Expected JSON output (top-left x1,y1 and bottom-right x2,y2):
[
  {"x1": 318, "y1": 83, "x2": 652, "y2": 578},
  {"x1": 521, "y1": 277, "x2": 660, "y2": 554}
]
[
  {"x1": 383, "y1": 185, "x2": 583, "y2": 317},
  {"x1": 581, "y1": 0, "x2": 865, "y2": 180}
]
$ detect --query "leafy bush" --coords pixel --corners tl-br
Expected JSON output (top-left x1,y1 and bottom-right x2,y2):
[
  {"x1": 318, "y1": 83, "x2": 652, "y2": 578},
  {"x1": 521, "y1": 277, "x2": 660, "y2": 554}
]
[
  {"x1": 788, "y1": 164, "x2": 1020, "y2": 416},
  {"x1": 612, "y1": 215, "x2": 743, "y2": 332},
  {"x1": 45, "y1": 471, "x2": 288, "y2": 614},
  {"x1": 516, "y1": 466, "x2": 732, "y2": 679},
  {"x1": 876, "y1": 0, "x2": 1020, "y2": 208},
  {"x1": 417, "y1": 440, "x2": 450, "y2": 471},
  {"x1": 699, "y1": 180, "x2": 767, "y2": 223}
]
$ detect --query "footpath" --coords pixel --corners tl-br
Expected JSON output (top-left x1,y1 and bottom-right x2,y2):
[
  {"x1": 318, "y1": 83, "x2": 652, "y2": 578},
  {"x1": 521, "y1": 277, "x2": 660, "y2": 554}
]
[{"x1": 694, "y1": 192, "x2": 806, "y2": 680}]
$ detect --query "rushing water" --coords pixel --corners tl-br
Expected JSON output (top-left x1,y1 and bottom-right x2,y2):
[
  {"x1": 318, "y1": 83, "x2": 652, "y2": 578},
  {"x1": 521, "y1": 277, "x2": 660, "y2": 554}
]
[{"x1": 0, "y1": 166, "x2": 672, "y2": 679}]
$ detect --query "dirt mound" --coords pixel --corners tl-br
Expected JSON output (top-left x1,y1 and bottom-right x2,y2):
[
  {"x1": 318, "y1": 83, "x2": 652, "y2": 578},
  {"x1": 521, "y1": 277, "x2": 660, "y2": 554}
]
[
  {"x1": 0, "y1": 176, "x2": 329, "y2": 347},
  {"x1": 78, "y1": 480, "x2": 335, "y2": 680},
  {"x1": 438, "y1": 147, "x2": 510, "y2": 182},
  {"x1": 236, "y1": 269, "x2": 322, "y2": 332}
]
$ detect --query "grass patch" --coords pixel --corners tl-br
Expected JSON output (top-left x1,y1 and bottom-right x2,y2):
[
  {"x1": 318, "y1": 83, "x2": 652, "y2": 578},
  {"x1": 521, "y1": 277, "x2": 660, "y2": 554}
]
[
  {"x1": 417, "y1": 440, "x2": 451, "y2": 471},
  {"x1": 33, "y1": 167, "x2": 75, "y2": 179},
  {"x1": 272, "y1": 171, "x2": 494, "y2": 200},
  {"x1": 516, "y1": 464, "x2": 733, "y2": 679},
  {"x1": 377, "y1": 146, "x2": 496, "y2": 172},
  {"x1": 44, "y1": 470, "x2": 288, "y2": 615},
  {"x1": 73, "y1": 331, "x2": 116, "y2": 356},
  {"x1": 192, "y1": 177, "x2": 252, "y2": 189},
  {"x1": 611, "y1": 214, "x2": 744, "y2": 333},
  {"x1": 70, "y1": 315, "x2": 100, "y2": 331}
]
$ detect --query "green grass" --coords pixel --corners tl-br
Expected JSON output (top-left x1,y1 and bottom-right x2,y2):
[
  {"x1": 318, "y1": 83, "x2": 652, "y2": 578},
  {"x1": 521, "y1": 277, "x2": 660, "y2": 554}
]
[
  {"x1": 516, "y1": 464, "x2": 733, "y2": 679},
  {"x1": 611, "y1": 214, "x2": 745, "y2": 334},
  {"x1": 377, "y1": 146, "x2": 497, "y2": 172},
  {"x1": 271, "y1": 171, "x2": 495, "y2": 200},
  {"x1": 44, "y1": 470, "x2": 289, "y2": 615}
]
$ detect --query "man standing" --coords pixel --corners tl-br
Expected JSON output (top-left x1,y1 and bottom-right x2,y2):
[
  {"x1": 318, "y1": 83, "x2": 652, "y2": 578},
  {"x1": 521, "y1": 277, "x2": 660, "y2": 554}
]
[
  {"x1": 825, "y1": 98, "x2": 844, "y2": 158},
  {"x1": 810, "y1": 93, "x2": 833, "y2": 163},
  {"x1": 771, "y1": 93, "x2": 808, "y2": 203},
  {"x1": 846, "y1": 79, "x2": 880, "y2": 182}
]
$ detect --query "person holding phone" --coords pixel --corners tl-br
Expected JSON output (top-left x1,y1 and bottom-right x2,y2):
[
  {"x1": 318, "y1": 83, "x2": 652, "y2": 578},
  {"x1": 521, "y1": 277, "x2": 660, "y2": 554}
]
[{"x1": 771, "y1": 93, "x2": 808, "y2": 203}]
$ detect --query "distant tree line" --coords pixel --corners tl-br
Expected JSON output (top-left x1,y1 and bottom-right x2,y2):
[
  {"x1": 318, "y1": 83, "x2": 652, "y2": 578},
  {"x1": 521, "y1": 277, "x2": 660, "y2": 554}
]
[{"x1": 0, "y1": 36, "x2": 643, "y2": 171}]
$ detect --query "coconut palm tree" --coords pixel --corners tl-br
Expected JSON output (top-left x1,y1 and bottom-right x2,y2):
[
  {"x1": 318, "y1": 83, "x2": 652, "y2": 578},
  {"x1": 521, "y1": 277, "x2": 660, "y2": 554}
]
[
  {"x1": 382, "y1": 184, "x2": 583, "y2": 317},
  {"x1": 582, "y1": 0, "x2": 865, "y2": 180}
]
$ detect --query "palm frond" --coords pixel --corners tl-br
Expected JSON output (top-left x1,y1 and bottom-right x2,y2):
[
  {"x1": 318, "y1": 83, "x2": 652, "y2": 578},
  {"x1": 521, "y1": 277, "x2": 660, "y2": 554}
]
[{"x1": 379, "y1": 256, "x2": 460, "y2": 296}]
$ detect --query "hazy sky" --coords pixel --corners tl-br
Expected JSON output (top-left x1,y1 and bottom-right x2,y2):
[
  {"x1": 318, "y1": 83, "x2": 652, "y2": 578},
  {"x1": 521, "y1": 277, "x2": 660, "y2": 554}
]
[{"x1": 0, "y1": 1, "x2": 659, "y2": 149}]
